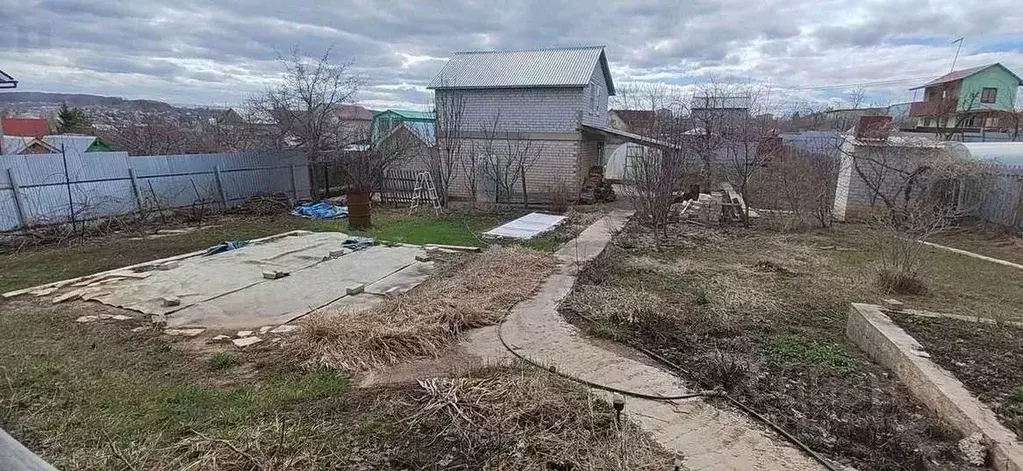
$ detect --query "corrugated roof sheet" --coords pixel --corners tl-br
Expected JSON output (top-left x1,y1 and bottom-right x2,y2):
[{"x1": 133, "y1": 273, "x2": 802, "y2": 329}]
[
  {"x1": 386, "y1": 109, "x2": 434, "y2": 121},
  {"x1": 958, "y1": 142, "x2": 1023, "y2": 167},
  {"x1": 909, "y1": 63, "x2": 1023, "y2": 90},
  {"x1": 42, "y1": 135, "x2": 100, "y2": 155},
  {"x1": 428, "y1": 46, "x2": 615, "y2": 95}
]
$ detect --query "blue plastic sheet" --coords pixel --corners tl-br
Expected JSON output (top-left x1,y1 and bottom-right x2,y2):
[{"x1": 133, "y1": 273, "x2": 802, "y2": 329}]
[
  {"x1": 204, "y1": 240, "x2": 248, "y2": 256},
  {"x1": 290, "y1": 202, "x2": 349, "y2": 220},
  {"x1": 343, "y1": 236, "x2": 374, "y2": 252}
]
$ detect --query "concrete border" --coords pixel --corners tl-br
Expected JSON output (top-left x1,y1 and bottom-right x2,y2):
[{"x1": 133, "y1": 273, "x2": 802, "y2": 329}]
[
  {"x1": 847, "y1": 303, "x2": 1023, "y2": 471},
  {"x1": 1, "y1": 427, "x2": 59, "y2": 471},
  {"x1": 919, "y1": 240, "x2": 1023, "y2": 270}
]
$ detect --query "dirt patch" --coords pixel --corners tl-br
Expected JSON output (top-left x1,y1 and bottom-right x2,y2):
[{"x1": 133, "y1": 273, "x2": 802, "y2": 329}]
[
  {"x1": 561, "y1": 221, "x2": 975, "y2": 470},
  {"x1": 891, "y1": 313, "x2": 1023, "y2": 439}
]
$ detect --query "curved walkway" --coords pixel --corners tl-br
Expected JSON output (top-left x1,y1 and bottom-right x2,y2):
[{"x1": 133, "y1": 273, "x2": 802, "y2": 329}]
[{"x1": 463, "y1": 210, "x2": 825, "y2": 471}]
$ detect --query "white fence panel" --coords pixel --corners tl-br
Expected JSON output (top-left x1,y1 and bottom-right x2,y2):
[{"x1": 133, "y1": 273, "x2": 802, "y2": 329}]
[{"x1": 0, "y1": 151, "x2": 310, "y2": 231}]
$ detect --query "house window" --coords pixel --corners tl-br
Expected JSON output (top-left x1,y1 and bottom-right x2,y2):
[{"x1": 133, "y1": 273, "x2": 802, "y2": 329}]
[
  {"x1": 981, "y1": 87, "x2": 998, "y2": 104},
  {"x1": 591, "y1": 85, "x2": 601, "y2": 114}
]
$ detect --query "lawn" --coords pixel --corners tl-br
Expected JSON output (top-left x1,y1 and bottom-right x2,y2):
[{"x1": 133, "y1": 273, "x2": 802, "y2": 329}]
[
  {"x1": 559, "y1": 220, "x2": 1010, "y2": 470},
  {"x1": 0, "y1": 208, "x2": 517, "y2": 294},
  {"x1": 0, "y1": 266, "x2": 674, "y2": 470}
]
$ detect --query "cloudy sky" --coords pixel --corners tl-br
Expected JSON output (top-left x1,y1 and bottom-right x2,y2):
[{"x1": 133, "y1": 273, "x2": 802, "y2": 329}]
[{"x1": 2, "y1": 0, "x2": 1022, "y2": 112}]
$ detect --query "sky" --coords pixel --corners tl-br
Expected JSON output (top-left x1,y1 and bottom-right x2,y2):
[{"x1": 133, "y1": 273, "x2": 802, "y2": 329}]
[{"x1": 2, "y1": 0, "x2": 1023, "y2": 113}]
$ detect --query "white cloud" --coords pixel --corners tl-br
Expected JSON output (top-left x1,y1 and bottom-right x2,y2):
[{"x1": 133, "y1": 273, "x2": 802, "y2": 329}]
[{"x1": 0, "y1": 0, "x2": 1021, "y2": 111}]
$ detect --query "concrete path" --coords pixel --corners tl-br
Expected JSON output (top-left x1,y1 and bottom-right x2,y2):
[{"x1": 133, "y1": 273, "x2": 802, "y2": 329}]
[
  {"x1": 1, "y1": 427, "x2": 58, "y2": 471},
  {"x1": 463, "y1": 209, "x2": 826, "y2": 471}
]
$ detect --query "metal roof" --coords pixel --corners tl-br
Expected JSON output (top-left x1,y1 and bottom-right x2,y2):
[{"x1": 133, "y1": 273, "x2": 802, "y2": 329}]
[
  {"x1": 956, "y1": 142, "x2": 1023, "y2": 167},
  {"x1": 1, "y1": 136, "x2": 57, "y2": 155},
  {"x1": 428, "y1": 46, "x2": 615, "y2": 95},
  {"x1": 0, "y1": 69, "x2": 16, "y2": 89},
  {"x1": 42, "y1": 135, "x2": 103, "y2": 155},
  {"x1": 909, "y1": 63, "x2": 1023, "y2": 90},
  {"x1": 378, "y1": 109, "x2": 434, "y2": 121}
]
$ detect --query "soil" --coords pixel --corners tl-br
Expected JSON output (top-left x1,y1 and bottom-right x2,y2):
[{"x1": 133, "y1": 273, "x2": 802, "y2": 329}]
[
  {"x1": 891, "y1": 312, "x2": 1023, "y2": 439},
  {"x1": 560, "y1": 221, "x2": 976, "y2": 470}
]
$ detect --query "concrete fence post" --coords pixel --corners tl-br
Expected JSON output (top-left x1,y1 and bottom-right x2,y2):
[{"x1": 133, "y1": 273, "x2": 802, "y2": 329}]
[
  {"x1": 128, "y1": 168, "x2": 143, "y2": 211},
  {"x1": 6, "y1": 168, "x2": 27, "y2": 228},
  {"x1": 213, "y1": 165, "x2": 228, "y2": 208}
]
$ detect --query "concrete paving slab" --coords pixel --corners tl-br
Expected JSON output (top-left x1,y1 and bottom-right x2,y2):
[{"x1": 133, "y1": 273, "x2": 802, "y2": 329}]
[
  {"x1": 365, "y1": 262, "x2": 434, "y2": 296},
  {"x1": 484, "y1": 212, "x2": 567, "y2": 239},
  {"x1": 164, "y1": 246, "x2": 419, "y2": 329}
]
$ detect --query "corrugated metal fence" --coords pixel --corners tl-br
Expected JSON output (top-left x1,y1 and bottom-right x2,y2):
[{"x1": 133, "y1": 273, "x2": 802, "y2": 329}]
[
  {"x1": 979, "y1": 164, "x2": 1023, "y2": 230},
  {"x1": 0, "y1": 150, "x2": 311, "y2": 231}
]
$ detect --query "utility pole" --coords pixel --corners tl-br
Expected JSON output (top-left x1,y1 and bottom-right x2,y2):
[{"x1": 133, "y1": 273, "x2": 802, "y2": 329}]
[{"x1": 950, "y1": 37, "x2": 965, "y2": 73}]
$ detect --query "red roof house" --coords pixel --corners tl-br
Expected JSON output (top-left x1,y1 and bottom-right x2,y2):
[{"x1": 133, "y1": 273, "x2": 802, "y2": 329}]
[{"x1": 1, "y1": 118, "x2": 49, "y2": 138}]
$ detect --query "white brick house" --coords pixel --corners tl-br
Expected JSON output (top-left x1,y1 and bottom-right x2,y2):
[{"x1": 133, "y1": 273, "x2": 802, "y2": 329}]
[{"x1": 428, "y1": 46, "x2": 624, "y2": 202}]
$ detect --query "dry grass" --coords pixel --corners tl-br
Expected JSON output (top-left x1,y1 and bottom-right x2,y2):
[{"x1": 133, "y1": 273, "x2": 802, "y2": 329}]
[
  {"x1": 407, "y1": 366, "x2": 681, "y2": 470},
  {"x1": 302, "y1": 246, "x2": 558, "y2": 370}
]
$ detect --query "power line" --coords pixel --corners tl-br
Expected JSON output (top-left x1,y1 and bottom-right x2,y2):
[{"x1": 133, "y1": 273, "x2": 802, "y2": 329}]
[{"x1": 788, "y1": 75, "x2": 935, "y2": 91}]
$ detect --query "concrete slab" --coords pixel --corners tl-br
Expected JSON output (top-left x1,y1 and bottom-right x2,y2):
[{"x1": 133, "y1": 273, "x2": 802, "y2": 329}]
[
  {"x1": 847, "y1": 303, "x2": 1023, "y2": 471},
  {"x1": 164, "y1": 246, "x2": 419, "y2": 329},
  {"x1": 365, "y1": 262, "x2": 434, "y2": 296},
  {"x1": 484, "y1": 212, "x2": 567, "y2": 239}
]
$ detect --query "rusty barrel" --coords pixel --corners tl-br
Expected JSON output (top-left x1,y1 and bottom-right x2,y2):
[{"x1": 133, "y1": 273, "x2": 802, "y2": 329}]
[{"x1": 347, "y1": 191, "x2": 372, "y2": 229}]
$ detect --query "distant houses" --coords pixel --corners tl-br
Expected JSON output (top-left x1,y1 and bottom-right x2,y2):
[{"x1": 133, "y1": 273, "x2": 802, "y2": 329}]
[{"x1": 908, "y1": 63, "x2": 1023, "y2": 132}]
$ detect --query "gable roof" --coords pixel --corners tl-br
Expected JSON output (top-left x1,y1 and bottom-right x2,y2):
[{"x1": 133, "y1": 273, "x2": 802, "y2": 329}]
[
  {"x1": 428, "y1": 46, "x2": 615, "y2": 95},
  {"x1": 0, "y1": 69, "x2": 15, "y2": 89},
  {"x1": 42, "y1": 134, "x2": 110, "y2": 154},
  {"x1": 909, "y1": 63, "x2": 1023, "y2": 90},
  {"x1": 378, "y1": 109, "x2": 433, "y2": 121},
  {"x1": 1, "y1": 118, "x2": 48, "y2": 138},
  {"x1": 2, "y1": 136, "x2": 58, "y2": 155}
]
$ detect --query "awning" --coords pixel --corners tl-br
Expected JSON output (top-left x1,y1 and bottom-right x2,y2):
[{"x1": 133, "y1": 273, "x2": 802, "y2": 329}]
[
  {"x1": 0, "y1": 69, "x2": 16, "y2": 89},
  {"x1": 580, "y1": 124, "x2": 677, "y2": 151}
]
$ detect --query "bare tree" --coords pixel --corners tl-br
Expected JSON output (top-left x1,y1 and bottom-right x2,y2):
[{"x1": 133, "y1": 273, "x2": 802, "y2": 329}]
[
  {"x1": 429, "y1": 88, "x2": 466, "y2": 205},
  {"x1": 247, "y1": 47, "x2": 360, "y2": 162},
  {"x1": 460, "y1": 112, "x2": 500, "y2": 206},
  {"x1": 624, "y1": 93, "x2": 697, "y2": 246},
  {"x1": 100, "y1": 113, "x2": 191, "y2": 156},
  {"x1": 478, "y1": 121, "x2": 544, "y2": 206}
]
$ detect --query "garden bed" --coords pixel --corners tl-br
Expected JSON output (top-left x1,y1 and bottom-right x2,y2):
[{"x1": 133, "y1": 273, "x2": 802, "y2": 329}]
[
  {"x1": 891, "y1": 312, "x2": 1023, "y2": 439},
  {"x1": 559, "y1": 221, "x2": 991, "y2": 469}
]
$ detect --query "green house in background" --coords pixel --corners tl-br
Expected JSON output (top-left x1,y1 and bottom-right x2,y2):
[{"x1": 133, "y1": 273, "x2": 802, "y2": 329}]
[
  {"x1": 908, "y1": 63, "x2": 1023, "y2": 131},
  {"x1": 42, "y1": 135, "x2": 114, "y2": 154},
  {"x1": 370, "y1": 109, "x2": 435, "y2": 146}
]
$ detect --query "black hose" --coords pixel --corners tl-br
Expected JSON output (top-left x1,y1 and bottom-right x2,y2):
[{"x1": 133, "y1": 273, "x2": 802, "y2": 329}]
[
  {"x1": 504, "y1": 310, "x2": 843, "y2": 471},
  {"x1": 496, "y1": 315, "x2": 710, "y2": 401}
]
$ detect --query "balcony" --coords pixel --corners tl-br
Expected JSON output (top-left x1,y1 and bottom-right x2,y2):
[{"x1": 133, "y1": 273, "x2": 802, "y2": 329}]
[{"x1": 908, "y1": 101, "x2": 953, "y2": 117}]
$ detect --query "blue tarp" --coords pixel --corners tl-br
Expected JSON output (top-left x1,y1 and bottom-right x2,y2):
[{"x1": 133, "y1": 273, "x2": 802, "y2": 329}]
[
  {"x1": 291, "y1": 202, "x2": 349, "y2": 220},
  {"x1": 204, "y1": 240, "x2": 248, "y2": 256},
  {"x1": 343, "y1": 236, "x2": 374, "y2": 252}
]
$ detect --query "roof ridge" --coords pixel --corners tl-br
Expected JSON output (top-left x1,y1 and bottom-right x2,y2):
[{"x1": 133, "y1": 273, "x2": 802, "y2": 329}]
[{"x1": 453, "y1": 45, "x2": 605, "y2": 55}]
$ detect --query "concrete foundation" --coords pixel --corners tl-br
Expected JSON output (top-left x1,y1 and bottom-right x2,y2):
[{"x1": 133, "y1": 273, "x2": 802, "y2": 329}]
[{"x1": 846, "y1": 303, "x2": 1023, "y2": 471}]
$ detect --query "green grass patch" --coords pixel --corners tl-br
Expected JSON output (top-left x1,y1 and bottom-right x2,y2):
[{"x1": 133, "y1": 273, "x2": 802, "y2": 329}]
[
  {"x1": 209, "y1": 351, "x2": 240, "y2": 370},
  {"x1": 766, "y1": 335, "x2": 854, "y2": 372},
  {"x1": 0, "y1": 209, "x2": 516, "y2": 293}
]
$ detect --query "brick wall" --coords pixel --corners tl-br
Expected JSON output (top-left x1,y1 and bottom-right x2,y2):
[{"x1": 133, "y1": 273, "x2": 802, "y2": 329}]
[
  {"x1": 581, "y1": 66, "x2": 609, "y2": 127},
  {"x1": 441, "y1": 137, "x2": 581, "y2": 202},
  {"x1": 437, "y1": 88, "x2": 585, "y2": 133}
]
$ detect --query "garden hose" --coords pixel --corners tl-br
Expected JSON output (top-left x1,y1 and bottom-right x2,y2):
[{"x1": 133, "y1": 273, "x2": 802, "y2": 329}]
[{"x1": 497, "y1": 310, "x2": 843, "y2": 471}]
